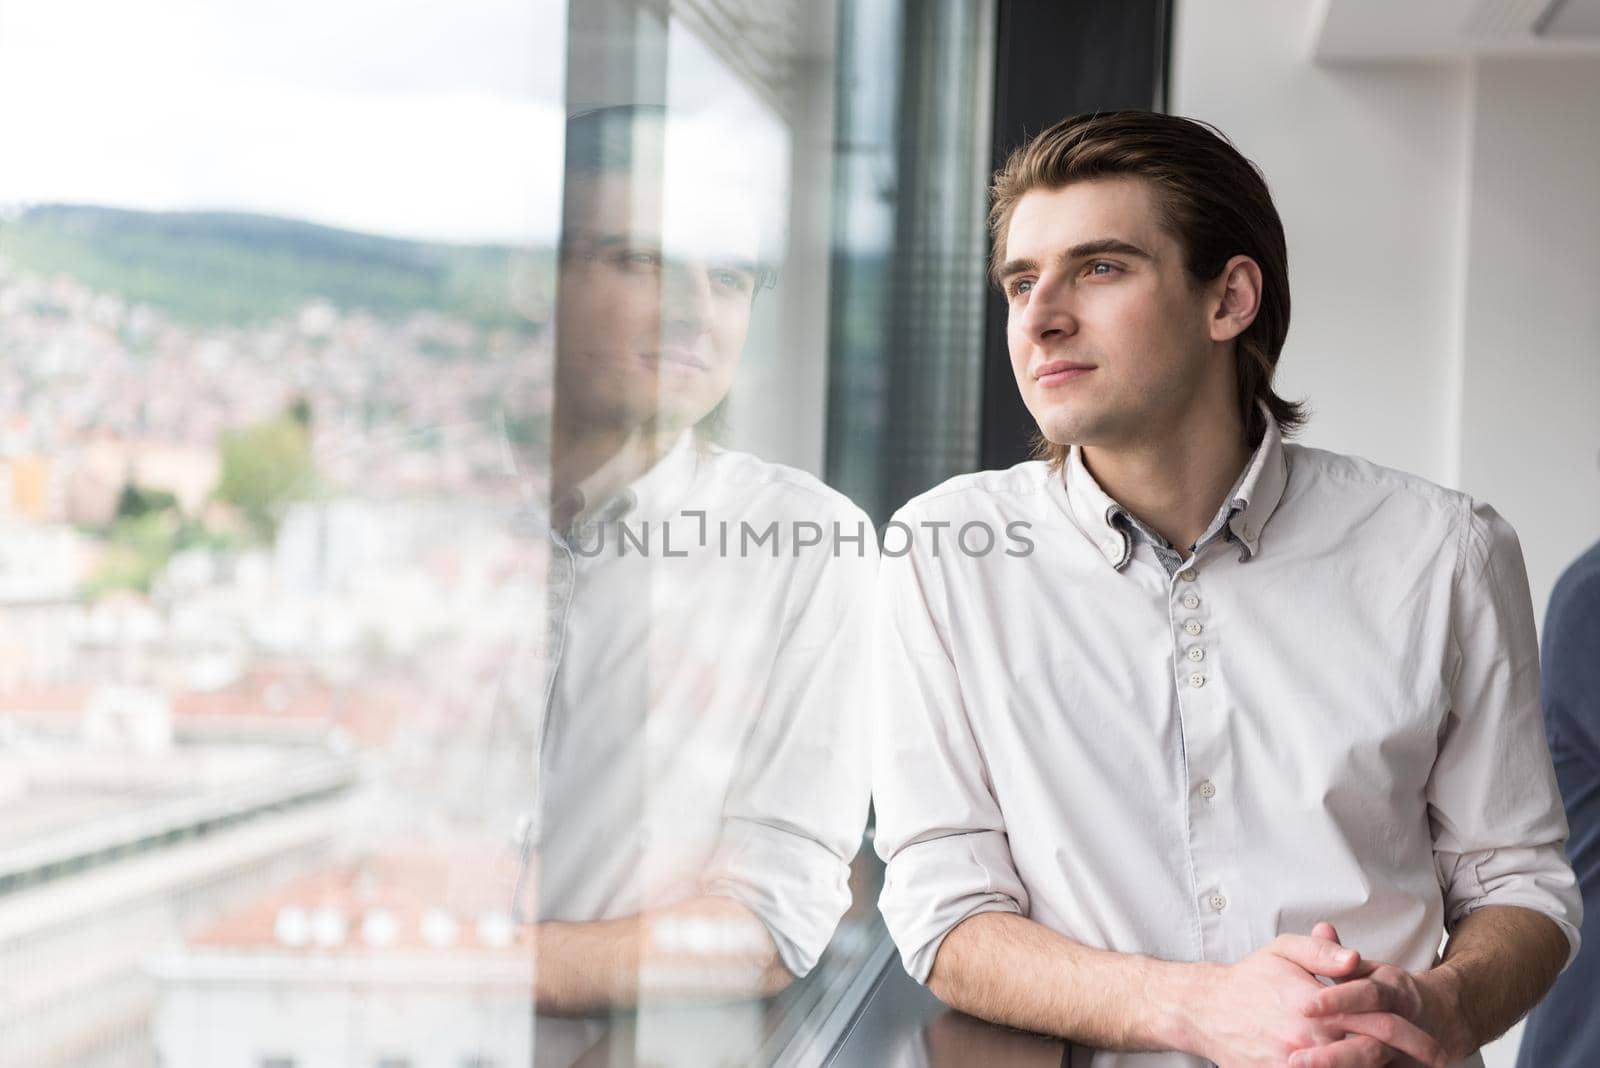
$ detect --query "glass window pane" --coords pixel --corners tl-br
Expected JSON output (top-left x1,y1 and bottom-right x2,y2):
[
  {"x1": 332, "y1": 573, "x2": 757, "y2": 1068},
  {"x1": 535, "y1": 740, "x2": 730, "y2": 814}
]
[{"x1": 0, "y1": 2, "x2": 998, "y2": 1065}]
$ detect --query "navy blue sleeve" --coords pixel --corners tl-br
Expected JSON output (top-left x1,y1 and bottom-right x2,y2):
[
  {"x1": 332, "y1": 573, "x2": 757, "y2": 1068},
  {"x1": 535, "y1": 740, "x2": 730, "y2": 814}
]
[
  {"x1": 1543, "y1": 548, "x2": 1600, "y2": 773},
  {"x1": 1517, "y1": 540, "x2": 1600, "y2": 1068}
]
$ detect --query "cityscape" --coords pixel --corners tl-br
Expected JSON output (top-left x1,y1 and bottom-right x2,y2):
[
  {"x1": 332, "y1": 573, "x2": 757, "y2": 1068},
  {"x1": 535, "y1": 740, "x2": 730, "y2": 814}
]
[{"x1": 0, "y1": 207, "x2": 560, "y2": 1067}]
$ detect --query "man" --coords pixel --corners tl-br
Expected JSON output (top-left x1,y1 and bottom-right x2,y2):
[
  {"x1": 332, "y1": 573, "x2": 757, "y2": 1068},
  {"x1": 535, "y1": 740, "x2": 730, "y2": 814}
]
[
  {"x1": 871, "y1": 111, "x2": 1581, "y2": 1068},
  {"x1": 1515, "y1": 538, "x2": 1600, "y2": 1068},
  {"x1": 508, "y1": 105, "x2": 875, "y2": 1064},
  {"x1": 318, "y1": 105, "x2": 871, "y2": 1068}
]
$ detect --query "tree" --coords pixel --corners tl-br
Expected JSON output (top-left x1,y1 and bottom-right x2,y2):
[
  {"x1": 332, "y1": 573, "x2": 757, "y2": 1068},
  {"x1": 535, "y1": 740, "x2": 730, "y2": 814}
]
[
  {"x1": 214, "y1": 411, "x2": 315, "y2": 541},
  {"x1": 115, "y1": 482, "x2": 179, "y2": 520}
]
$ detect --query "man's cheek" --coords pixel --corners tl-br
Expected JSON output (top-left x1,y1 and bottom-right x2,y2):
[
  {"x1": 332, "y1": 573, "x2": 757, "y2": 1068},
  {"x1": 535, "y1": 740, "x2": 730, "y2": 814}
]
[
  {"x1": 1006, "y1": 321, "x2": 1033, "y2": 370},
  {"x1": 719, "y1": 303, "x2": 753, "y2": 344},
  {"x1": 1008, "y1": 353, "x2": 1034, "y2": 394}
]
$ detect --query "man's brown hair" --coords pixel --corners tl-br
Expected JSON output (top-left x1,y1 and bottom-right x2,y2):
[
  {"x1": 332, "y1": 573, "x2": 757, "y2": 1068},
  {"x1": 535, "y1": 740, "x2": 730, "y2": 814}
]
[{"x1": 990, "y1": 110, "x2": 1307, "y2": 457}]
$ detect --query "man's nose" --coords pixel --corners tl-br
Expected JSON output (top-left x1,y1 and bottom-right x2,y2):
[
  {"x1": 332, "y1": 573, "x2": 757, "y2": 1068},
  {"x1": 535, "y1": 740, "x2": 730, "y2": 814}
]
[
  {"x1": 1016, "y1": 276, "x2": 1077, "y2": 343},
  {"x1": 660, "y1": 261, "x2": 714, "y2": 333}
]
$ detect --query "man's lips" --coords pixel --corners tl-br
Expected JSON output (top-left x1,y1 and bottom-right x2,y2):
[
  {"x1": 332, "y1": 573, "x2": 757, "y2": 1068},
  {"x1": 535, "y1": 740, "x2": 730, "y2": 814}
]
[
  {"x1": 1033, "y1": 360, "x2": 1095, "y2": 386},
  {"x1": 642, "y1": 349, "x2": 712, "y2": 371}
]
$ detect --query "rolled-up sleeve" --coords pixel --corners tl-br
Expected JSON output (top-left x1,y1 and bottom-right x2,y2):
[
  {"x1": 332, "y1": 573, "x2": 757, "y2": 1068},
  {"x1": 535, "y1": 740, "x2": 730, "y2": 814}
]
[
  {"x1": 872, "y1": 518, "x2": 1028, "y2": 983},
  {"x1": 1429, "y1": 499, "x2": 1583, "y2": 964},
  {"x1": 703, "y1": 509, "x2": 876, "y2": 978}
]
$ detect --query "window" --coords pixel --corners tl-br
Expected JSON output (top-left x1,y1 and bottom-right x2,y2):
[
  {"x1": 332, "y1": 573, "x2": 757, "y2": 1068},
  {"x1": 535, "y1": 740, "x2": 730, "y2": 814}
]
[{"x1": 0, "y1": 1, "x2": 996, "y2": 1065}]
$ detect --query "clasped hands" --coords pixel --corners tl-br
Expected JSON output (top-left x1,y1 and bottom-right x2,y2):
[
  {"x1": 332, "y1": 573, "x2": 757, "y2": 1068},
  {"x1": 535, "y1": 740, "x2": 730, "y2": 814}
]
[{"x1": 1185, "y1": 922, "x2": 1474, "y2": 1068}]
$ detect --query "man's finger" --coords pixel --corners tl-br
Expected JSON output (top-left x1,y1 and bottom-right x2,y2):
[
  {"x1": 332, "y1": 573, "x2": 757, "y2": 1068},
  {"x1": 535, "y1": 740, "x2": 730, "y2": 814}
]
[
  {"x1": 1322, "y1": 1011, "x2": 1447, "y2": 1068},
  {"x1": 1272, "y1": 933, "x2": 1362, "y2": 976},
  {"x1": 1304, "y1": 977, "x2": 1399, "y2": 1017},
  {"x1": 1288, "y1": 1034, "x2": 1392, "y2": 1068},
  {"x1": 1312, "y1": 921, "x2": 1342, "y2": 945}
]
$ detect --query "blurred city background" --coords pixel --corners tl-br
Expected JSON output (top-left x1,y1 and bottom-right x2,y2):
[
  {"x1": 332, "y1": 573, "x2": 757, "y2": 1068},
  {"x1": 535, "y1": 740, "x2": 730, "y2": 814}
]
[{"x1": 1, "y1": 1, "x2": 1596, "y2": 1066}]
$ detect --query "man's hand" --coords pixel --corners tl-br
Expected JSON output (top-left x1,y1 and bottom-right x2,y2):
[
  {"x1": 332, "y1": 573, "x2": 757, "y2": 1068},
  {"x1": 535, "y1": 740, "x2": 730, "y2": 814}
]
[
  {"x1": 1181, "y1": 924, "x2": 1446, "y2": 1068},
  {"x1": 1300, "y1": 926, "x2": 1475, "y2": 1067}
]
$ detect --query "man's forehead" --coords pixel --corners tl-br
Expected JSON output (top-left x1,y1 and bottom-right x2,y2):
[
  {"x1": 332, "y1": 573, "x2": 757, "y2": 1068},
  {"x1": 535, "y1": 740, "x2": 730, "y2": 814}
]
[
  {"x1": 566, "y1": 172, "x2": 764, "y2": 261},
  {"x1": 1004, "y1": 178, "x2": 1168, "y2": 259}
]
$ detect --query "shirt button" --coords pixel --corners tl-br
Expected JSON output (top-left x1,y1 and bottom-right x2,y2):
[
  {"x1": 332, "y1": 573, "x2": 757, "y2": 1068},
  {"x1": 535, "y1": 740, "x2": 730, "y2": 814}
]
[
  {"x1": 1179, "y1": 568, "x2": 1197, "y2": 582},
  {"x1": 1182, "y1": 593, "x2": 1201, "y2": 610},
  {"x1": 1198, "y1": 780, "x2": 1217, "y2": 799},
  {"x1": 1187, "y1": 647, "x2": 1205, "y2": 663},
  {"x1": 1209, "y1": 894, "x2": 1228, "y2": 912},
  {"x1": 1183, "y1": 619, "x2": 1202, "y2": 636},
  {"x1": 1188, "y1": 672, "x2": 1206, "y2": 688}
]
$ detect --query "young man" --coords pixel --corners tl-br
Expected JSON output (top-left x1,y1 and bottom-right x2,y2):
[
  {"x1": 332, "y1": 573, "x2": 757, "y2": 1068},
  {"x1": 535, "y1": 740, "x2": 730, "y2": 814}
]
[
  {"x1": 871, "y1": 111, "x2": 1581, "y2": 1068},
  {"x1": 418, "y1": 106, "x2": 876, "y2": 1067},
  {"x1": 526, "y1": 107, "x2": 872, "y2": 1016}
]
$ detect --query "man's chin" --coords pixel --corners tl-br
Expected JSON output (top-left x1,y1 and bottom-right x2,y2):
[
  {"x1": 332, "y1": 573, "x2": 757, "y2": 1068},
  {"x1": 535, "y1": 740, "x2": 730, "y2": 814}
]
[
  {"x1": 1031, "y1": 412, "x2": 1092, "y2": 449},
  {"x1": 553, "y1": 383, "x2": 730, "y2": 441},
  {"x1": 1032, "y1": 405, "x2": 1137, "y2": 452}
]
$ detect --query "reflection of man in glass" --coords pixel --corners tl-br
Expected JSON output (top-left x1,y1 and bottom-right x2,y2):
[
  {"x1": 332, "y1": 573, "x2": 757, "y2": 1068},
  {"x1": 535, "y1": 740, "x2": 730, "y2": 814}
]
[
  {"x1": 541, "y1": 108, "x2": 760, "y2": 516},
  {"x1": 506, "y1": 105, "x2": 873, "y2": 1058}
]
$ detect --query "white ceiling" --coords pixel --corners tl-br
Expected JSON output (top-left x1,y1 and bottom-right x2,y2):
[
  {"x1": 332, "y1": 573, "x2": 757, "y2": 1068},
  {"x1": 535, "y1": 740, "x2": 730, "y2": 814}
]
[{"x1": 1315, "y1": 0, "x2": 1600, "y2": 61}]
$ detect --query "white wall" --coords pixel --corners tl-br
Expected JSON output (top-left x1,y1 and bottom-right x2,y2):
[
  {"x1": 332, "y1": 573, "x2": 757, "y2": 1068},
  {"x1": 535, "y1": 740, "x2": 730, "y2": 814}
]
[
  {"x1": 1172, "y1": 0, "x2": 1473, "y2": 491},
  {"x1": 1172, "y1": 0, "x2": 1600, "y2": 625},
  {"x1": 1458, "y1": 56, "x2": 1600, "y2": 626},
  {"x1": 1172, "y1": 6, "x2": 1600, "y2": 1067}
]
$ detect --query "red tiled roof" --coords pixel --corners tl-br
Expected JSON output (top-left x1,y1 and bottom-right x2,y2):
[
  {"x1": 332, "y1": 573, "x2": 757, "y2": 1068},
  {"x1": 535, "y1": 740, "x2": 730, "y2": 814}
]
[
  {"x1": 2, "y1": 670, "x2": 413, "y2": 746},
  {"x1": 186, "y1": 842, "x2": 529, "y2": 955}
]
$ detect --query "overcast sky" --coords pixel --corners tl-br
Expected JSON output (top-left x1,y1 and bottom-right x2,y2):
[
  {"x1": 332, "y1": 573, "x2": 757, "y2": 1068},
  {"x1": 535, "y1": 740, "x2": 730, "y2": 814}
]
[
  {"x1": 0, "y1": 0, "x2": 797, "y2": 248},
  {"x1": 0, "y1": 0, "x2": 571, "y2": 244}
]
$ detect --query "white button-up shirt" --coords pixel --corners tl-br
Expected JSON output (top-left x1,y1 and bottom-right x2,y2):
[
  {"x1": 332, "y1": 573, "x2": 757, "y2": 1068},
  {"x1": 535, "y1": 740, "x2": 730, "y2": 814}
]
[
  {"x1": 507, "y1": 436, "x2": 878, "y2": 1068},
  {"x1": 871, "y1": 409, "x2": 1581, "y2": 1067},
  {"x1": 521, "y1": 436, "x2": 876, "y2": 975}
]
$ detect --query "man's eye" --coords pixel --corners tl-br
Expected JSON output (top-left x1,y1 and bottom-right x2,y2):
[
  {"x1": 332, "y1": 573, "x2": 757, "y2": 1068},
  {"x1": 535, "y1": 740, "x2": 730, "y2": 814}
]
[
  {"x1": 615, "y1": 250, "x2": 662, "y2": 270},
  {"x1": 709, "y1": 269, "x2": 752, "y2": 294},
  {"x1": 1008, "y1": 278, "x2": 1034, "y2": 298},
  {"x1": 1086, "y1": 261, "x2": 1120, "y2": 277}
]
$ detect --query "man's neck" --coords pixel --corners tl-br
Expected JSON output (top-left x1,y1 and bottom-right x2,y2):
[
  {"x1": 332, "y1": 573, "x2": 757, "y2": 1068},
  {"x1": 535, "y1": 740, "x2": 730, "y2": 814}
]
[
  {"x1": 551, "y1": 420, "x2": 676, "y2": 523},
  {"x1": 1079, "y1": 408, "x2": 1253, "y2": 554}
]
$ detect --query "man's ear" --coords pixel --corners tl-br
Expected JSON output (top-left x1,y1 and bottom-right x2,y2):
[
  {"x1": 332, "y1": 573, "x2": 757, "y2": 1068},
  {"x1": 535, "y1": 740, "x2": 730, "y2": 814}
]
[{"x1": 1208, "y1": 255, "x2": 1262, "y2": 343}]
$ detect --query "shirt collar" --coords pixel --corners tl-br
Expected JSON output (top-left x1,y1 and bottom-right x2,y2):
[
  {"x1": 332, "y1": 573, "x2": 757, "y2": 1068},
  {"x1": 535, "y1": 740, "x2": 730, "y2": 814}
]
[
  {"x1": 506, "y1": 429, "x2": 703, "y2": 540},
  {"x1": 558, "y1": 430, "x2": 701, "y2": 531},
  {"x1": 1059, "y1": 402, "x2": 1288, "y2": 570},
  {"x1": 1224, "y1": 404, "x2": 1288, "y2": 560}
]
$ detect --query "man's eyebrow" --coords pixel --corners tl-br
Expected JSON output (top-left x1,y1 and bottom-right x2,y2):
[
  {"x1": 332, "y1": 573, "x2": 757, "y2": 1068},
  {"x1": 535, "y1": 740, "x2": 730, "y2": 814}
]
[
  {"x1": 995, "y1": 256, "x2": 1039, "y2": 284},
  {"x1": 996, "y1": 239, "x2": 1154, "y2": 284},
  {"x1": 1061, "y1": 238, "x2": 1153, "y2": 262},
  {"x1": 587, "y1": 232, "x2": 651, "y2": 247},
  {"x1": 717, "y1": 260, "x2": 766, "y2": 278},
  {"x1": 560, "y1": 231, "x2": 640, "y2": 254},
  {"x1": 567, "y1": 232, "x2": 764, "y2": 273}
]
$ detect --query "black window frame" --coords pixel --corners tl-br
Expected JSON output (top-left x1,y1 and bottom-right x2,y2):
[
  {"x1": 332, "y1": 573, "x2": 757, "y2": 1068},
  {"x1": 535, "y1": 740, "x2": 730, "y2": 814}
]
[{"x1": 979, "y1": 0, "x2": 1173, "y2": 471}]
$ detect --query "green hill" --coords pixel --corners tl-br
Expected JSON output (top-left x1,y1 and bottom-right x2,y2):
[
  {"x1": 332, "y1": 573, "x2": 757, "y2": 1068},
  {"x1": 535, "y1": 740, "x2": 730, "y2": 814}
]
[{"x1": 0, "y1": 204, "x2": 551, "y2": 330}]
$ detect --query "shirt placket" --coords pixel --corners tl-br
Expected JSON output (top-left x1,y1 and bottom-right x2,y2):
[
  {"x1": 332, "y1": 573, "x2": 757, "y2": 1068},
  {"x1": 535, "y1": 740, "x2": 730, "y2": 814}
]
[
  {"x1": 510, "y1": 528, "x2": 579, "y2": 920},
  {"x1": 1169, "y1": 552, "x2": 1241, "y2": 963}
]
